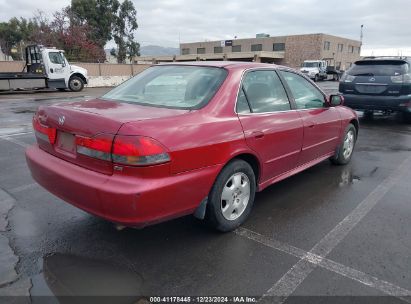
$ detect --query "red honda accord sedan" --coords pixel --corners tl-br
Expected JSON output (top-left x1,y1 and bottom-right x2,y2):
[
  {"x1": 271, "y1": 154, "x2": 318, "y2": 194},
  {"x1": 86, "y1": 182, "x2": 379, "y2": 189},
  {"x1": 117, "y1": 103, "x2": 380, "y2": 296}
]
[{"x1": 26, "y1": 62, "x2": 358, "y2": 231}]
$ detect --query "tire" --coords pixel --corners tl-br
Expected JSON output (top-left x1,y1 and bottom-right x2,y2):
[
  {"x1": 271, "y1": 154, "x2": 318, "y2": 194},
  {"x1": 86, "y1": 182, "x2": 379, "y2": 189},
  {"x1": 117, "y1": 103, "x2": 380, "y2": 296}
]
[
  {"x1": 205, "y1": 159, "x2": 256, "y2": 232},
  {"x1": 68, "y1": 75, "x2": 85, "y2": 92},
  {"x1": 330, "y1": 123, "x2": 357, "y2": 166},
  {"x1": 402, "y1": 112, "x2": 411, "y2": 124},
  {"x1": 314, "y1": 74, "x2": 320, "y2": 82},
  {"x1": 363, "y1": 110, "x2": 374, "y2": 120}
]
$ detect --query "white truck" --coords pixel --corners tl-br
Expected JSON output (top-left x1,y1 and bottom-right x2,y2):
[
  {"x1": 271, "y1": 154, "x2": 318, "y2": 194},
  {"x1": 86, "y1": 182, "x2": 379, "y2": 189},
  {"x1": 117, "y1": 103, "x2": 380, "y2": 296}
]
[
  {"x1": 0, "y1": 45, "x2": 88, "y2": 92},
  {"x1": 300, "y1": 60, "x2": 341, "y2": 82}
]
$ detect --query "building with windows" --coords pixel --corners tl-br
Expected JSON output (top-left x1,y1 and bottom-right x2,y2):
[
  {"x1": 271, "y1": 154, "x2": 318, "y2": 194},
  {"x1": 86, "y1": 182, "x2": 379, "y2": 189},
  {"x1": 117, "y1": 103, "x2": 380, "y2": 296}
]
[{"x1": 136, "y1": 33, "x2": 361, "y2": 71}]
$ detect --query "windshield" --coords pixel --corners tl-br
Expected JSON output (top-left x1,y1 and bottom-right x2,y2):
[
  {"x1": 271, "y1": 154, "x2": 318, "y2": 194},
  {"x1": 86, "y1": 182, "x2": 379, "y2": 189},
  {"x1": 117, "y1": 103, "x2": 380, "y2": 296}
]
[
  {"x1": 102, "y1": 65, "x2": 228, "y2": 109},
  {"x1": 347, "y1": 61, "x2": 409, "y2": 76},
  {"x1": 302, "y1": 62, "x2": 319, "y2": 68}
]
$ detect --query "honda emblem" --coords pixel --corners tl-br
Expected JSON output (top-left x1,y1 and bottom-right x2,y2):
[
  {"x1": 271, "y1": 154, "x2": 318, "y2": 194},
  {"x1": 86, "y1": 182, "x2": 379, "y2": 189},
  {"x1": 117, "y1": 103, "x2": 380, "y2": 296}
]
[{"x1": 58, "y1": 116, "x2": 65, "y2": 126}]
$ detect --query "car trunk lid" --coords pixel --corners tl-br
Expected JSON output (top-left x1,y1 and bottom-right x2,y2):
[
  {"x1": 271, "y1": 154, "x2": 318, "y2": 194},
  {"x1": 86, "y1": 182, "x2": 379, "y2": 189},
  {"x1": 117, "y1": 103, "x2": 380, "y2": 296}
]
[{"x1": 35, "y1": 98, "x2": 188, "y2": 175}]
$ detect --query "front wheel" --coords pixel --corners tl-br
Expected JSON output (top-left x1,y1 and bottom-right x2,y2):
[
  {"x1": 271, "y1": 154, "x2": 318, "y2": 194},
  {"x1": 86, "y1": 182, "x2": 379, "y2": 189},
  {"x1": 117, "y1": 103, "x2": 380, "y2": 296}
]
[
  {"x1": 330, "y1": 124, "x2": 357, "y2": 165},
  {"x1": 68, "y1": 75, "x2": 85, "y2": 92},
  {"x1": 205, "y1": 160, "x2": 256, "y2": 232},
  {"x1": 314, "y1": 74, "x2": 320, "y2": 82}
]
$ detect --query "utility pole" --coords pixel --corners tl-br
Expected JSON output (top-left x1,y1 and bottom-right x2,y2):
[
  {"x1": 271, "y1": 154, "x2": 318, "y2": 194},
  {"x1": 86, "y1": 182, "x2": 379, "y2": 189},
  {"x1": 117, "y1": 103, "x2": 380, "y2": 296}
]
[{"x1": 360, "y1": 24, "x2": 364, "y2": 46}]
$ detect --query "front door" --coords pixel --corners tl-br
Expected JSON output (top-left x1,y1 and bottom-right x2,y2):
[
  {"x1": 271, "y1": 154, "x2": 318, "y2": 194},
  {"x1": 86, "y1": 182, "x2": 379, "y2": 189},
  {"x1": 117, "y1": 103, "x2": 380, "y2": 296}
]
[
  {"x1": 44, "y1": 51, "x2": 70, "y2": 82},
  {"x1": 237, "y1": 69, "x2": 304, "y2": 183},
  {"x1": 279, "y1": 70, "x2": 341, "y2": 165}
]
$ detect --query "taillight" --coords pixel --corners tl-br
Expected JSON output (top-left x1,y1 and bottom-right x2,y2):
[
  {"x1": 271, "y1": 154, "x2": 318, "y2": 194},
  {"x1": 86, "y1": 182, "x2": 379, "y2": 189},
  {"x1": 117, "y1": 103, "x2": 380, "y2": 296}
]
[
  {"x1": 33, "y1": 116, "x2": 56, "y2": 144},
  {"x1": 75, "y1": 134, "x2": 113, "y2": 161},
  {"x1": 75, "y1": 134, "x2": 170, "y2": 166},
  {"x1": 112, "y1": 135, "x2": 170, "y2": 166},
  {"x1": 391, "y1": 73, "x2": 411, "y2": 84},
  {"x1": 399, "y1": 101, "x2": 411, "y2": 107},
  {"x1": 341, "y1": 73, "x2": 355, "y2": 83}
]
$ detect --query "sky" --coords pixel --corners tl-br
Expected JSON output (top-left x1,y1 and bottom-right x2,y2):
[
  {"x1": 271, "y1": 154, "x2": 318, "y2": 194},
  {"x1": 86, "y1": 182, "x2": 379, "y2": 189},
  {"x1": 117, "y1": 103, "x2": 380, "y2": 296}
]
[{"x1": 1, "y1": 0, "x2": 410, "y2": 56}]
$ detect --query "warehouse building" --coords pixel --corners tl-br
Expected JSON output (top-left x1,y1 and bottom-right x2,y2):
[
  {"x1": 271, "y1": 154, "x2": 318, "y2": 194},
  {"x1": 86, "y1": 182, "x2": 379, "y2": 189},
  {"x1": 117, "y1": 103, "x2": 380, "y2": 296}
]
[{"x1": 136, "y1": 33, "x2": 361, "y2": 71}]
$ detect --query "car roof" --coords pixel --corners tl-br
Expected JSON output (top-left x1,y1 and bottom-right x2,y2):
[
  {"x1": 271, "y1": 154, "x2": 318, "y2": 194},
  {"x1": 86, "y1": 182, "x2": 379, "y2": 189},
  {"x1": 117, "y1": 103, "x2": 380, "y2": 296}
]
[{"x1": 157, "y1": 61, "x2": 281, "y2": 70}]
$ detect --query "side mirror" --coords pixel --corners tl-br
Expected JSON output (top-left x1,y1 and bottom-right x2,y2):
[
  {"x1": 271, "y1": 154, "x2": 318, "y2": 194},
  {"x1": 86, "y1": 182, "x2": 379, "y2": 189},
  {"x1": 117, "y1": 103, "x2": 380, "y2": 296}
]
[
  {"x1": 329, "y1": 94, "x2": 344, "y2": 106},
  {"x1": 59, "y1": 52, "x2": 66, "y2": 67}
]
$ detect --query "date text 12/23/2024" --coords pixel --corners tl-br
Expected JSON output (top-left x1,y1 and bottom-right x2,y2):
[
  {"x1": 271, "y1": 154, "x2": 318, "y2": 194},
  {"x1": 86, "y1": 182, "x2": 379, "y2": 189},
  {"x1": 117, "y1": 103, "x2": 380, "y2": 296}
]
[{"x1": 149, "y1": 296, "x2": 257, "y2": 303}]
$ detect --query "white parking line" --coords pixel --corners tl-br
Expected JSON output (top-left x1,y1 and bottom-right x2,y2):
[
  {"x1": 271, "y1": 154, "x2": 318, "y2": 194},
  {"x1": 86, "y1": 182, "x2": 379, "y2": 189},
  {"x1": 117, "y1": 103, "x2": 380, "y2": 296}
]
[
  {"x1": 0, "y1": 131, "x2": 33, "y2": 138},
  {"x1": 237, "y1": 154, "x2": 411, "y2": 303},
  {"x1": 236, "y1": 228, "x2": 411, "y2": 303},
  {"x1": 0, "y1": 136, "x2": 29, "y2": 148}
]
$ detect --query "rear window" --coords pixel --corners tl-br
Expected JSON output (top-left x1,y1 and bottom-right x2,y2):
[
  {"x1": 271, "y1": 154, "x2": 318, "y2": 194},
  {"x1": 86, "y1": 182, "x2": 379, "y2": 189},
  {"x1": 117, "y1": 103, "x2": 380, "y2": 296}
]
[
  {"x1": 102, "y1": 65, "x2": 228, "y2": 109},
  {"x1": 347, "y1": 60, "x2": 409, "y2": 76}
]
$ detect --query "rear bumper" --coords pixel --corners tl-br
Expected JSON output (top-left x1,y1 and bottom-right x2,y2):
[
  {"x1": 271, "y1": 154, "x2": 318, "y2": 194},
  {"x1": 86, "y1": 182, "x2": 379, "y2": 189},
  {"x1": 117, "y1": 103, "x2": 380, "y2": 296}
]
[
  {"x1": 342, "y1": 93, "x2": 411, "y2": 112},
  {"x1": 26, "y1": 145, "x2": 221, "y2": 227}
]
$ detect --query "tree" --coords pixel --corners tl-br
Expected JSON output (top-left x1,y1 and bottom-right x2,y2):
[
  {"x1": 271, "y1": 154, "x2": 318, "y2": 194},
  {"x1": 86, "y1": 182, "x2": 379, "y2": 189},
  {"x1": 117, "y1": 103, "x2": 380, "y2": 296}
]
[
  {"x1": 70, "y1": 0, "x2": 120, "y2": 49},
  {"x1": 51, "y1": 7, "x2": 106, "y2": 62},
  {"x1": 0, "y1": 0, "x2": 140, "y2": 63},
  {"x1": 71, "y1": 0, "x2": 140, "y2": 63},
  {"x1": 112, "y1": 0, "x2": 139, "y2": 63},
  {"x1": 0, "y1": 18, "x2": 23, "y2": 60}
]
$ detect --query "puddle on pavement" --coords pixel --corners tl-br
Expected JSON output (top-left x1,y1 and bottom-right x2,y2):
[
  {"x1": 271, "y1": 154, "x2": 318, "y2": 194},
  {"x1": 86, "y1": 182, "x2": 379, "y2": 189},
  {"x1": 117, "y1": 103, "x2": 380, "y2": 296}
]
[
  {"x1": 338, "y1": 168, "x2": 361, "y2": 187},
  {"x1": 12, "y1": 108, "x2": 36, "y2": 114},
  {"x1": 30, "y1": 253, "x2": 145, "y2": 304}
]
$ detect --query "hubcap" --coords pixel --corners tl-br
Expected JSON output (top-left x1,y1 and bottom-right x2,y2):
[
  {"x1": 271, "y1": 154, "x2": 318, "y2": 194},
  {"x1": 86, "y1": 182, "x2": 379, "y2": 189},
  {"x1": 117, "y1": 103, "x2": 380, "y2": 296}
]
[
  {"x1": 220, "y1": 172, "x2": 250, "y2": 221},
  {"x1": 343, "y1": 130, "x2": 354, "y2": 159},
  {"x1": 70, "y1": 79, "x2": 81, "y2": 89}
]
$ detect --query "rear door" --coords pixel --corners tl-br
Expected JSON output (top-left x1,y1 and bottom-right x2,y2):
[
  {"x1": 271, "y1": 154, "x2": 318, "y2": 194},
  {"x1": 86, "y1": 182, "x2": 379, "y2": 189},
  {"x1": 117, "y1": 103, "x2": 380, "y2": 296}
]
[
  {"x1": 237, "y1": 69, "x2": 303, "y2": 182},
  {"x1": 278, "y1": 70, "x2": 341, "y2": 165}
]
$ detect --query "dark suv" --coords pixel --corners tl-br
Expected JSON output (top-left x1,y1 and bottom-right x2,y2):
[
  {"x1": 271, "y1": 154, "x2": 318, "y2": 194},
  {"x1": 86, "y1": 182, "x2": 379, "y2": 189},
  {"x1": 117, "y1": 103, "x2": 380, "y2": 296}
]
[{"x1": 339, "y1": 57, "x2": 411, "y2": 122}]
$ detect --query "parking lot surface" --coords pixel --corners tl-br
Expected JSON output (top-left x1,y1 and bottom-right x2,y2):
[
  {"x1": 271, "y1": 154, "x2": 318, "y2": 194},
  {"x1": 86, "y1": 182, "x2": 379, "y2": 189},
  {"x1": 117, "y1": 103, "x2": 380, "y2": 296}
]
[{"x1": 0, "y1": 84, "x2": 410, "y2": 303}]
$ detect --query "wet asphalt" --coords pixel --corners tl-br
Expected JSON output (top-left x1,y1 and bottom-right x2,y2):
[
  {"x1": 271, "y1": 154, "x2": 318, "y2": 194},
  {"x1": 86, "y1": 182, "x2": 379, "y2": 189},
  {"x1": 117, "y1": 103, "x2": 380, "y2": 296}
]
[{"x1": 0, "y1": 84, "x2": 410, "y2": 303}]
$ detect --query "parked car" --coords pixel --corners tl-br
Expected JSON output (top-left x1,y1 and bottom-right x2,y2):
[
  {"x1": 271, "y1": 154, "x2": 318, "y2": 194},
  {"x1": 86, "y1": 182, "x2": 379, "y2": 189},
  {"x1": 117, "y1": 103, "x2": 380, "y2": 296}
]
[
  {"x1": 26, "y1": 62, "x2": 358, "y2": 232},
  {"x1": 339, "y1": 57, "x2": 411, "y2": 122}
]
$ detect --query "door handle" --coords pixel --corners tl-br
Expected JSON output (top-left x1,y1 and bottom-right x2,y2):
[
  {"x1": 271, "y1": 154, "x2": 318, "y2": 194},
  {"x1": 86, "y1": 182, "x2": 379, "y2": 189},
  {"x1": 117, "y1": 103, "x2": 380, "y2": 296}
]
[
  {"x1": 252, "y1": 131, "x2": 265, "y2": 139},
  {"x1": 50, "y1": 68, "x2": 54, "y2": 73}
]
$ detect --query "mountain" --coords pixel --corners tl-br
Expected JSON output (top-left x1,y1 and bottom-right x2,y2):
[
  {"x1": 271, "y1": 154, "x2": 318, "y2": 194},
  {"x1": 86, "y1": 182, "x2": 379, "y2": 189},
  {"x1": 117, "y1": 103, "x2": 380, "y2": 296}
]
[{"x1": 139, "y1": 45, "x2": 179, "y2": 56}]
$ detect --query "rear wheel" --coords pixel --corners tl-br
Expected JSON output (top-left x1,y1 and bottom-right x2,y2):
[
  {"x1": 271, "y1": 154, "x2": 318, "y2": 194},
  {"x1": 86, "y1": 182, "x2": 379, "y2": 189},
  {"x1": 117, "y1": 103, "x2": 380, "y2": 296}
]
[
  {"x1": 68, "y1": 75, "x2": 85, "y2": 92},
  {"x1": 205, "y1": 160, "x2": 256, "y2": 232},
  {"x1": 330, "y1": 124, "x2": 357, "y2": 165},
  {"x1": 402, "y1": 112, "x2": 411, "y2": 124},
  {"x1": 363, "y1": 110, "x2": 374, "y2": 120}
]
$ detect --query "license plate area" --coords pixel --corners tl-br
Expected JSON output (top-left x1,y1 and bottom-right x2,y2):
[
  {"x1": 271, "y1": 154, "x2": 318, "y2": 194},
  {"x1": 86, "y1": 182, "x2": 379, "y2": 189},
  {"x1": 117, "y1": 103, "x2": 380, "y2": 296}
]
[
  {"x1": 355, "y1": 84, "x2": 387, "y2": 94},
  {"x1": 55, "y1": 131, "x2": 76, "y2": 156}
]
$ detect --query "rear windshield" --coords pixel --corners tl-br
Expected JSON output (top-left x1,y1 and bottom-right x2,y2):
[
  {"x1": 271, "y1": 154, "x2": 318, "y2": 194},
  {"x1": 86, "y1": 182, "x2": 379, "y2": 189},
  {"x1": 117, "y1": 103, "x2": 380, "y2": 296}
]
[
  {"x1": 347, "y1": 60, "x2": 409, "y2": 76},
  {"x1": 102, "y1": 65, "x2": 228, "y2": 109}
]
